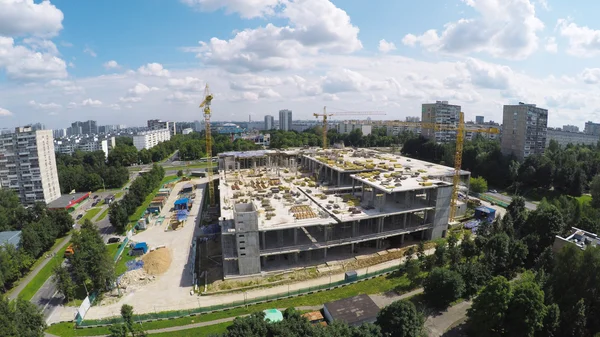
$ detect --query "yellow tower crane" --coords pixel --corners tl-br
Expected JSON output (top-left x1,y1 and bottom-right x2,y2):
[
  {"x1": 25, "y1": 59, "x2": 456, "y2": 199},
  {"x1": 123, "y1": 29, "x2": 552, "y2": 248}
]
[
  {"x1": 376, "y1": 113, "x2": 500, "y2": 222},
  {"x1": 199, "y1": 84, "x2": 215, "y2": 207},
  {"x1": 313, "y1": 106, "x2": 385, "y2": 149}
]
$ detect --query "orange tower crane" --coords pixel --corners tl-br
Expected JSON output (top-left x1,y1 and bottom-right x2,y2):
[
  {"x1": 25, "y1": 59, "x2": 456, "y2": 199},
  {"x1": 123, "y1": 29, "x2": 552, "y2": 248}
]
[
  {"x1": 199, "y1": 84, "x2": 215, "y2": 207},
  {"x1": 313, "y1": 106, "x2": 385, "y2": 149}
]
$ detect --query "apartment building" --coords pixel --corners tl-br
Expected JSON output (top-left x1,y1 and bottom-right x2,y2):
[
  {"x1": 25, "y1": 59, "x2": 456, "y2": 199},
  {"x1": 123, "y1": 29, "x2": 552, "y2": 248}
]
[
  {"x1": 585, "y1": 121, "x2": 600, "y2": 136},
  {"x1": 501, "y1": 102, "x2": 548, "y2": 160},
  {"x1": 475, "y1": 116, "x2": 484, "y2": 124},
  {"x1": 54, "y1": 136, "x2": 116, "y2": 158},
  {"x1": 546, "y1": 128, "x2": 598, "y2": 147},
  {"x1": 0, "y1": 126, "x2": 61, "y2": 205},
  {"x1": 147, "y1": 119, "x2": 176, "y2": 136},
  {"x1": 336, "y1": 122, "x2": 372, "y2": 136},
  {"x1": 279, "y1": 109, "x2": 293, "y2": 131},
  {"x1": 217, "y1": 148, "x2": 467, "y2": 277},
  {"x1": 70, "y1": 120, "x2": 97, "y2": 135},
  {"x1": 562, "y1": 125, "x2": 579, "y2": 133},
  {"x1": 133, "y1": 128, "x2": 171, "y2": 150},
  {"x1": 264, "y1": 115, "x2": 274, "y2": 130},
  {"x1": 421, "y1": 101, "x2": 461, "y2": 143}
]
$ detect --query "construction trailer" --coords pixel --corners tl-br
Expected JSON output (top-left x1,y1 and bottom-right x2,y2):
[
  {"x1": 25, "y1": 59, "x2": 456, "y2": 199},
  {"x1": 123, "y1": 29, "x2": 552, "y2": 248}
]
[{"x1": 218, "y1": 148, "x2": 469, "y2": 278}]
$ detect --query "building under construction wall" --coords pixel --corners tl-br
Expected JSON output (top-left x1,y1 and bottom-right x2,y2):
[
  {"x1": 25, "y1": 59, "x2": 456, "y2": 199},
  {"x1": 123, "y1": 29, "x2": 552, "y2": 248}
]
[{"x1": 217, "y1": 148, "x2": 470, "y2": 278}]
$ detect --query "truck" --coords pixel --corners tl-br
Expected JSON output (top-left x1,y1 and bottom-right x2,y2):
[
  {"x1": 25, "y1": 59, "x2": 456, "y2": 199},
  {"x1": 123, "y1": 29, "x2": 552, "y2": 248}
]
[
  {"x1": 64, "y1": 244, "x2": 75, "y2": 258},
  {"x1": 130, "y1": 242, "x2": 148, "y2": 256}
]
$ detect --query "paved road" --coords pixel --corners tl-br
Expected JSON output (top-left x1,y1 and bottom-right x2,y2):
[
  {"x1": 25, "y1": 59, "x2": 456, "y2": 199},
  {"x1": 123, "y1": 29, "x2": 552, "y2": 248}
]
[
  {"x1": 481, "y1": 192, "x2": 537, "y2": 211},
  {"x1": 425, "y1": 301, "x2": 472, "y2": 337}
]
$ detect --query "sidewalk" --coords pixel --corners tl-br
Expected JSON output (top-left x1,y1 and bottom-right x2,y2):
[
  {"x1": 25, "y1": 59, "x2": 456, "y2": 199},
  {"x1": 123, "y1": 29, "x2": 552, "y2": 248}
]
[{"x1": 425, "y1": 300, "x2": 472, "y2": 337}]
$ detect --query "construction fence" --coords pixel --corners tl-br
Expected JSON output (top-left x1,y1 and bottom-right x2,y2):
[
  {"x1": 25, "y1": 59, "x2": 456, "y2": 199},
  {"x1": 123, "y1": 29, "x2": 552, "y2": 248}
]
[
  {"x1": 472, "y1": 193, "x2": 510, "y2": 208},
  {"x1": 77, "y1": 264, "x2": 400, "y2": 328}
]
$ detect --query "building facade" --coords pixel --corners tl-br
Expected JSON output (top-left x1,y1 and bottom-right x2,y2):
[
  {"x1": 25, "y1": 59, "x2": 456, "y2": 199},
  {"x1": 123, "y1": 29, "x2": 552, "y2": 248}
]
[
  {"x1": 562, "y1": 125, "x2": 579, "y2": 133},
  {"x1": 133, "y1": 129, "x2": 171, "y2": 150},
  {"x1": 336, "y1": 122, "x2": 372, "y2": 136},
  {"x1": 147, "y1": 119, "x2": 176, "y2": 136},
  {"x1": 53, "y1": 129, "x2": 67, "y2": 139},
  {"x1": 265, "y1": 115, "x2": 274, "y2": 130},
  {"x1": 421, "y1": 101, "x2": 461, "y2": 143},
  {"x1": 501, "y1": 102, "x2": 548, "y2": 161},
  {"x1": 546, "y1": 128, "x2": 598, "y2": 147},
  {"x1": 71, "y1": 120, "x2": 97, "y2": 135},
  {"x1": 0, "y1": 127, "x2": 61, "y2": 205},
  {"x1": 475, "y1": 116, "x2": 484, "y2": 124},
  {"x1": 279, "y1": 109, "x2": 292, "y2": 131},
  {"x1": 585, "y1": 121, "x2": 600, "y2": 136}
]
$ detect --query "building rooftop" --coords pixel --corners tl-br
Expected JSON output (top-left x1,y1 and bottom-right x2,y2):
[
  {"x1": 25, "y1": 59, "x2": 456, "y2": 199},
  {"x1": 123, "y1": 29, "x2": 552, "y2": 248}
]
[
  {"x1": 323, "y1": 294, "x2": 379, "y2": 326},
  {"x1": 554, "y1": 227, "x2": 600, "y2": 252},
  {"x1": 47, "y1": 192, "x2": 90, "y2": 209},
  {"x1": 0, "y1": 231, "x2": 21, "y2": 247}
]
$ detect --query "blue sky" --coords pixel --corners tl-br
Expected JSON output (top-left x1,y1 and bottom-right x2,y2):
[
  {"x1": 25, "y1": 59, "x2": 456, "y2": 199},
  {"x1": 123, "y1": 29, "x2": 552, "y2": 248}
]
[{"x1": 1, "y1": 0, "x2": 600, "y2": 129}]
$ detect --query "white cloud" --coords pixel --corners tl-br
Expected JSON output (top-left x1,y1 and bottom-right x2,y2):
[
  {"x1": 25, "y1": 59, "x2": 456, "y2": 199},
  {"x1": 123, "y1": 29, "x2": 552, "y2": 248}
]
[
  {"x1": 0, "y1": 0, "x2": 64, "y2": 37},
  {"x1": 103, "y1": 60, "x2": 119, "y2": 69},
  {"x1": 137, "y1": 62, "x2": 170, "y2": 77},
  {"x1": 167, "y1": 77, "x2": 203, "y2": 92},
  {"x1": 128, "y1": 83, "x2": 159, "y2": 96},
  {"x1": 0, "y1": 37, "x2": 67, "y2": 81},
  {"x1": 29, "y1": 100, "x2": 61, "y2": 109},
  {"x1": 580, "y1": 68, "x2": 600, "y2": 84},
  {"x1": 181, "y1": 0, "x2": 279, "y2": 18},
  {"x1": 83, "y1": 47, "x2": 97, "y2": 57},
  {"x1": 166, "y1": 91, "x2": 197, "y2": 103},
  {"x1": 67, "y1": 102, "x2": 77, "y2": 109},
  {"x1": 545, "y1": 92, "x2": 586, "y2": 109},
  {"x1": 109, "y1": 104, "x2": 121, "y2": 110},
  {"x1": 378, "y1": 39, "x2": 396, "y2": 53},
  {"x1": 81, "y1": 98, "x2": 102, "y2": 107},
  {"x1": 321, "y1": 68, "x2": 389, "y2": 94},
  {"x1": 119, "y1": 97, "x2": 142, "y2": 103},
  {"x1": 68, "y1": 61, "x2": 75, "y2": 68},
  {"x1": 536, "y1": 0, "x2": 549, "y2": 10},
  {"x1": 545, "y1": 37, "x2": 557, "y2": 53},
  {"x1": 60, "y1": 41, "x2": 73, "y2": 47},
  {"x1": 403, "y1": 0, "x2": 544, "y2": 60},
  {"x1": 46, "y1": 79, "x2": 84, "y2": 94},
  {"x1": 463, "y1": 57, "x2": 513, "y2": 89},
  {"x1": 0, "y1": 107, "x2": 12, "y2": 116},
  {"x1": 190, "y1": 0, "x2": 362, "y2": 73},
  {"x1": 558, "y1": 19, "x2": 600, "y2": 57},
  {"x1": 23, "y1": 38, "x2": 58, "y2": 54}
]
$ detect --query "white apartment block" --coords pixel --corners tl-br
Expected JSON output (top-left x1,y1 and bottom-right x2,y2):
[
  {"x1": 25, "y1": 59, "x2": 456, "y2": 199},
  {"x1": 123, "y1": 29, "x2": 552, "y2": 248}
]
[
  {"x1": 336, "y1": 122, "x2": 372, "y2": 136},
  {"x1": 133, "y1": 129, "x2": 171, "y2": 150},
  {"x1": 0, "y1": 127, "x2": 61, "y2": 205},
  {"x1": 421, "y1": 101, "x2": 461, "y2": 143},
  {"x1": 54, "y1": 137, "x2": 116, "y2": 158},
  {"x1": 386, "y1": 125, "x2": 421, "y2": 136},
  {"x1": 279, "y1": 109, "x2": 292, "y2": 131},
  {"x1": 546, "y1": 128, "x2": 598, "y2": 147},
  {"x1": 148, "y1": 119, "x2": 176, "y2": 136},
  {"x1": 182, "y1": 128, "x2": 194, "y2": 135}
]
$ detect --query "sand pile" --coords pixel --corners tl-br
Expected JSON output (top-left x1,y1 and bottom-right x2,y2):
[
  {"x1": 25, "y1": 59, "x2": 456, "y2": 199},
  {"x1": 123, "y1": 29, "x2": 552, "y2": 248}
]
[{"x1": 142, "y1": 248, "x2": 172, "y2": 275}]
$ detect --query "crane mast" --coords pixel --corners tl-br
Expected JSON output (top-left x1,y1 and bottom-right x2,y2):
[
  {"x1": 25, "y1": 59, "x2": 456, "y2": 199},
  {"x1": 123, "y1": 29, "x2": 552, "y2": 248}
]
[
  {"x1": 200, "y1": 85, "x2": 215, "y2": 207},
  {"x1": 313, "y1": 106, "x2": 385, "y2": 149}
]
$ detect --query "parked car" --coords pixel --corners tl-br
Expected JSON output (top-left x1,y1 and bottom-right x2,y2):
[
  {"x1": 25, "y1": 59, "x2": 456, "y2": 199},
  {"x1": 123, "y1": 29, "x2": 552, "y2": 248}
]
[
  {"x1": 93, "y1": 195, "x2": 99, "y2": 199},
  {"x1": 489, "y1": 189, "x2": 498, "y2": 193},
  {"x1": 76, "y1": 214, "x2": 83, "y2": 220},
  {"x1": 107, "y1": 237, "x2": 121, "y2": 244}
]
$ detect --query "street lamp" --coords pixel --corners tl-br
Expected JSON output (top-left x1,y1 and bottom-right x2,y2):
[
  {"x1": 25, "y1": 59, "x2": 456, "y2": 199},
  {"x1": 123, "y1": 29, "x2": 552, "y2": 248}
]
[{"x1": 100, "y1": 177, "x2": 106, "y2": 192}]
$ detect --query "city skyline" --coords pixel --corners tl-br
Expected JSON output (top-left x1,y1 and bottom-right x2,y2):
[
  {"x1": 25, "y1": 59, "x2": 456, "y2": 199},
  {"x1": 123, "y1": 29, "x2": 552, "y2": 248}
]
[{"x1": 2, "y1": 1, "x2": 600, "y2": 129}]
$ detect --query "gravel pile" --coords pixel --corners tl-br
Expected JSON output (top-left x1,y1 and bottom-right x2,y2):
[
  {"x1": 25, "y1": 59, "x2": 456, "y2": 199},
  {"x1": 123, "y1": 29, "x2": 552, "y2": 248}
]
[{"x1": 142, "y1": 248, "x2": 172, "y2": 275}]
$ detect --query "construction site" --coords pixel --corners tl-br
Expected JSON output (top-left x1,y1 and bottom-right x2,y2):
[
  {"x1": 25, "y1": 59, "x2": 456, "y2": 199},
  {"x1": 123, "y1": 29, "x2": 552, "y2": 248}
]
[{"x1": 216, "y1": 148, "x2": 470, "y2": 278}]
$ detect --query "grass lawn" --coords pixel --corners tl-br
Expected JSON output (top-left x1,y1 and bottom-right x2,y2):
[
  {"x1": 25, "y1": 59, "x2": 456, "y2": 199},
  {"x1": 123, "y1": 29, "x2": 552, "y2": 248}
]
[
  {"x1": 48, "y1": 272, "x2": 414, "y2": 336},
  {"x1": 576, "y1": 194, "x2": 592, "y2": 205},
  {"x1": 127, "y1": 175, "x2": 177, "y2": 225},
  {"x1": 114, "y1": 191, "x2": 124, "y2": 199},
  {"x1": 78, "y1": 207, "x2": 103, "y2": 224},
  {"x1": 106, "y1": 243, "x2": 120, "y2": 259},
  {"x1": 97, "y1": 208, "x2": 110, "y2": 221},
  {"x1": 164, "y1": 163, "x2": 210, "y2": 170},
  {"x1": 115, "y1": 247, "x2": 137, "y2": 276},
  {"x1": 19, "y1": 243, "x2": 70, "y2": 301},
  {"x1": 151, "y1": 321, "x2": 231, "y2": 337}
]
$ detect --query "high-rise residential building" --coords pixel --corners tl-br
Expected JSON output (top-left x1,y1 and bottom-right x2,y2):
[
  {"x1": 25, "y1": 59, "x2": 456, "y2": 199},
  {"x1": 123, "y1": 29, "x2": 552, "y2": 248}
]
[
  {"x1": 133, "y1": 129, "x2": 171, "y2": 150},
  {"x1": 29, "y1": 123, "x2": 46, "y2": 131},
  {"x1": 69, "y1": 122, "x2": 82, "y2": 136},
  {"x1": 53, "y1": 129, "x2": 67, "y2": 139},
  {"x1": 336, "y1": 122, "x2": 372, "y2": 136},
  {"x1": 501, "y1": 102, "x2": 548, "y2": 161},
  {"x1": 562, "y1": 125, "x2": 579, "y2": 133},
  {"x1": 70, "y1": 120, "x2": 97, "y2": 135},
  {"x1": 584, "y1": 121, "x2": 600, "y2": 136},
  {"x1": 405, "y1": 116, "x2": 420, "y2": 123},
  {"x1": 0, "y1": 126, "x2": 61, "y2": 205},
  {"x1": 546, "y1": 128, "x2": 597, "y2": 147},
  {"x1": 264, "y1": 115, "x2": 274, "y2": 130},
  {"x1": 421, "y1": 101, "x2": 461, "y2": 143},
  {"x1": 193, "y1": 120, "x2": 202, "y2": 132},
  {"x1": 475, "y1": 116, "x2": 484, "y2": 124},
  {"x1": 147, "y1": 119, "x2": 176, "y2": 136},
  {"x1": 278, "y1": 109, "x2": 292, "y2": 131}
]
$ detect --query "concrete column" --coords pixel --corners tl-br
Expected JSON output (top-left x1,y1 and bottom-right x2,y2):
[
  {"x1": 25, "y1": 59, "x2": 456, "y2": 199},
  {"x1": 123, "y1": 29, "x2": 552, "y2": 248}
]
[
  {"x1": 330, "y1": 167, "x2": 334, "y2": 183},
  {"x1": 294, "y1": 252, "x2": 298, "y2": 263},
  {"x1": 361, "y1": 183, "x2": 365, "y2": 201},
  {"x1": 352, "y1": 179, "x2": 356, "y2": 194},
  {"x1": 405, "y1": 191, "x2": 409, "y2": 206},
  {"x1": 421, "y1": 230, "x2": 426, "y2": 239},
  {"x1": 294, "y1": 228, "x2": 298, "y2": 245},
  {"x1": 277, "y1": 230, "x2": 283, "y2": 247},
  {"x1": 400, "y1": 234, "x2": 405, "y2": 245},
  {"x1": 351, "y1": 242, "x2": 355, "y2": 254},
  {"x1": 403, "y1": 213, "x2": 407, "y2": 229},
  {"x1": 262, "y1": 232, "x2": 266, "y2": 249},
  {"x1": 378, "y1": 217, "x2": 384, "y2": 233},
  {"x1": 324, "y1": 248, "x2": 327, "y2": 259},
  {"x1": 337, "y1": 171, "x2": 341, "y2": 186},
  {"x1": 352, "y1": 221, "x2": 358, "y2": 237}
]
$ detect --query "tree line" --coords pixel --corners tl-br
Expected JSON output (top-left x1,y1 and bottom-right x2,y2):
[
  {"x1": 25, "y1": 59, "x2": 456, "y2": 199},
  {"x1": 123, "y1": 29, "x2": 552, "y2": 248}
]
[
  {"x1": 109, "y1": 165, "x2": 165, "y2": 231},
  {"x1": 0, "y1": 190, "x2": 73, "y2": 293},
  {"x1": 0, "y1": 296, "x2": 46, "y2": 337},
  {"x1": 268, "y1": 127, "x2": 414, "y2": 149},
  {"x1": 56, "y1": 150, "x2": 129, "y2": 194}
]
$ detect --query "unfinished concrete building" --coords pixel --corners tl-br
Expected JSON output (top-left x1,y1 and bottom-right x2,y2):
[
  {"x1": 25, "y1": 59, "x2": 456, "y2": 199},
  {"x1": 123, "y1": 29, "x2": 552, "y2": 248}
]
[{"x1": 217, "y1": 148, "x2": 470, "y2": 278}]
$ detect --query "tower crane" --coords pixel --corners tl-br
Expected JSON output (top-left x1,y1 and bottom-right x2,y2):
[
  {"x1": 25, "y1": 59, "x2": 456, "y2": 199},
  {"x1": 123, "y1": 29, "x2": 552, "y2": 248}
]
[
  {"x1": 374, "y1": 113, "x2": 500, "y2": 222},
  {"x1": 313, "y1": 106, "x2": 385, "y2": 149},
  {"x1": 199, "y1": 84, "x2": 215, "y2": 207}
]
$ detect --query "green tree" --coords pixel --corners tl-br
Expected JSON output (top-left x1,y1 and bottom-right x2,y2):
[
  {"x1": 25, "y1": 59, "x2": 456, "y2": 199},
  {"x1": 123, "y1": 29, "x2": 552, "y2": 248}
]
[
  {"x1": 405, "y1": 259, "x2": 421, "y2": 286},
  {"x1": 14, "y1": 298, "x2": 46, "y2": 337},
  {"x1": 467, "y1": 276, "x2": 512, "y2": 337},
  {"x1": 561, "y1": 298, "x2": 587, "y2": 337},
  {"x1": 434, "y1": 242, "x2": 448, "y2": 267},
  {"x1": 455, "y1": 260, "x2": 490, "y2": 298},
  {"x1": 109, "y1": 203, "x2": 129, "y2": 231},
  {"x1": 0, "y1": 296, "x2": 17, "y2": 337},
  {"x1": 470, "y1": 176, "x2": 488, "y2": 193},
  {"x1": 423, "y1": 268, "x2": 465, "y2": 309},
  {"x1": 376, "y1": 300, "x2": 424, "y2": 337},
  {"x1": 53, "y1": 265, "x2": 75, "y2": 303},
  {"x1": 176, "y1": 170, "x2": 183, "y2": 177},
  {"x1": 591, "y1": 174, "x2": 600, "y2": 208},
  {"x1": 70, "y1": 220, "x2": 115, "y2": 292},
  {"x1": 416, "y1": 241, "x2": 426, "y2": 264},
  {"x1": 539, "y1": 304, "x2": 560, "y2": 337},
  {"x1": 504, "y1": 280, "x2": 546, "y2": 337}
]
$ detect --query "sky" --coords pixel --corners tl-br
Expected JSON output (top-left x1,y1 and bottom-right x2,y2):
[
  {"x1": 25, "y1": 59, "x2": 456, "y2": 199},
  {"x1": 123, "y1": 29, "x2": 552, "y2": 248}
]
[{"x1": 1, "y1": 0, "x2": 600, "y2": 129}]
